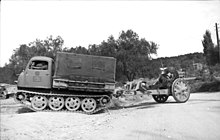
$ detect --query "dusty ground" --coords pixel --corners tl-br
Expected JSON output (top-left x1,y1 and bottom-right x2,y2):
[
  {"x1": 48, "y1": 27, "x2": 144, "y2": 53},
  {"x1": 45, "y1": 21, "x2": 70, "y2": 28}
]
[{"x1": 1, "y1": 92, "x2": 220, "y2": 140}]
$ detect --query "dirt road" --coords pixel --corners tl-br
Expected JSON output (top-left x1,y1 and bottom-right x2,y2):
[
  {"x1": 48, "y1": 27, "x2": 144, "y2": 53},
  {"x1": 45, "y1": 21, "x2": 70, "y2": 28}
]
[{"x1": 1, "y1": 92, "x2": 220, "y2": 140}]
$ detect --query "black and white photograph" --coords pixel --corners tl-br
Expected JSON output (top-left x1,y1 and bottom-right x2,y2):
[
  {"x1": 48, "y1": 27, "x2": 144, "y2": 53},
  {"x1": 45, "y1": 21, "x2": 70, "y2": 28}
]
[{"x1": 0, "y1": 0, "x2": 220, "y2": 140}]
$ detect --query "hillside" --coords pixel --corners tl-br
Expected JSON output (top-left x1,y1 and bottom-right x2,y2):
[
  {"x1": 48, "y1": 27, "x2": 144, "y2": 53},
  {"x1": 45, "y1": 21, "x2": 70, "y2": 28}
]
[{"x1": 143, "y1": 52, "x2": 205, "y2": 79}]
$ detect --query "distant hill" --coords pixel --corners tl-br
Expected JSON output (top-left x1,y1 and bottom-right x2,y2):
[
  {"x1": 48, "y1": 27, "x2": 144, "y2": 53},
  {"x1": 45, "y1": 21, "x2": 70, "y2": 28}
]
[{"x1": 143, "y1": 52, "x2": 205, "y2": 79}]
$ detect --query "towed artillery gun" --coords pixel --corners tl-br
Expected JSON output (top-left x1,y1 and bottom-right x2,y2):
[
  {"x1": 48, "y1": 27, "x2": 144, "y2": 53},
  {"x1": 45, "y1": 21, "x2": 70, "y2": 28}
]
[
  {"x1": 14, "y1": 52, "x2": 116, "y2": 114},
  {"x1": 149, "y1": 67, "x2": 190, "y2": 103},
  {"x1": 114, "y1": 67, "x2": 190, "y2": 104}
]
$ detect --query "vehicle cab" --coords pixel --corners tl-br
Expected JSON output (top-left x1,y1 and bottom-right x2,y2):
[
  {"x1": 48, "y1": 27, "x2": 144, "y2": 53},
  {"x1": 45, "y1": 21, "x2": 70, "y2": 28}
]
[{"x1": 17, "y1": 56, "x2": 53, "y2": 89}]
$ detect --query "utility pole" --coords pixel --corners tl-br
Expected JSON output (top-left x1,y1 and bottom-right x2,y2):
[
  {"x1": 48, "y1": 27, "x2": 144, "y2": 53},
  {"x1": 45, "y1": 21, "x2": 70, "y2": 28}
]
[{"x1": 215, "y1": 23, "x2": 220, "y2": 62}]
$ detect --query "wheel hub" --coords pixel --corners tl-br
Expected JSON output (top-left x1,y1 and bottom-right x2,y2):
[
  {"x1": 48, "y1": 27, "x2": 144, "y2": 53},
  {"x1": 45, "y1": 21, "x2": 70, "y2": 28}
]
[
  {"x1": 31, "y1": 96, "x2": 47, "y2": 111},
  {"x1": 18, "y1": 95, "x2": 24, "y2": 100},
  {"x1": 65, "y1": 97, "x2": 81, "y2": 111},
  {"x1": 48, "y1": 96, "x2": 64, "y2": 111},
  {"x1": 100, "y1": 96, "x2": 111, "y2": 106},
  {"x1": 81, "y1": 98, "x2": 97, "y2": 113},
  {"x1": 16, "y1": 93, "x2": 26, "y2": 101}
]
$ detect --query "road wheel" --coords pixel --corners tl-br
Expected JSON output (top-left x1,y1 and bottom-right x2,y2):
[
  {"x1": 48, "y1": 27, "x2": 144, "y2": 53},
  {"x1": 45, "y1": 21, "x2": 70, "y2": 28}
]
[
  {"x1": 15, "y1": 92, "x2": 26, "y2": 102},
  {"x1": 81, "y1": 98, "x2": 97, "y2": 113},
  {"x1": 152, "y1": 95, "x2": 169, "y2": 103},
  {"x1": 31, "y1": 96, "x2": 48, "y2": 111},
  {"x1": 65, "y1": 97, "x2": 81, "y2": 111},
  {"x1": 48, "y1": 96, "x2": 64, "y2": 111},
  {"x1": 172, "y1": 78, "x2": 190, "y2": 103},
  {"x1": 100, "y1": 96, "x2": 111, "y2": 106}
]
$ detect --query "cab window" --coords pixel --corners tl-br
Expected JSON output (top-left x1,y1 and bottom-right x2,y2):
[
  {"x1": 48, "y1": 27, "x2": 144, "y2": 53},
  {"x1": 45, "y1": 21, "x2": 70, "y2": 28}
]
[{"x1": 29, "y1": 60, "x2": 48, "y2": 70}]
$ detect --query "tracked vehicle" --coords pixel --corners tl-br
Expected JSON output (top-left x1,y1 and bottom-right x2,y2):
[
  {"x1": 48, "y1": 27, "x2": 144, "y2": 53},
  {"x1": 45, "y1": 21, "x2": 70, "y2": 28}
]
[{"x1": 14, "y1": 52, "x2": 116, "y2": 114}]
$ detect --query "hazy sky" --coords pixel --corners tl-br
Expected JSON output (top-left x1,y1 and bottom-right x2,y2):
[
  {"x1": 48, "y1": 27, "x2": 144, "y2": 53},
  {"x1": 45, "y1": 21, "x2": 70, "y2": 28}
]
[{"x1": 1, "y1": 0, "x2": 220, "y2": 67}]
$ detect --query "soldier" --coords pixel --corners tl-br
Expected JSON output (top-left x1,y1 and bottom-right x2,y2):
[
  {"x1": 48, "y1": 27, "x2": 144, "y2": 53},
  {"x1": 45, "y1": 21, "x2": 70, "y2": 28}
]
[
  {"x1": 31, "y1": 61, "x2": 48, "y2": 70},
  {"x1": 151, "y1": 67, "x2": 179, "y2": 89}
]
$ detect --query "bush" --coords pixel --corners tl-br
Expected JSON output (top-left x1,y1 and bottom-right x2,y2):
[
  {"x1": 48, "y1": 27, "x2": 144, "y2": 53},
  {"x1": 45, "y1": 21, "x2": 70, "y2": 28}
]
[
  {"x1": 188, "y1": 81, "x2": 204, "y2": 93},
  {"x1": 211, "y1": 64, "x2": 220, "y2": 77},
  {"x1": 197, "y1": 81, "x2": 220, "y2": 92}
]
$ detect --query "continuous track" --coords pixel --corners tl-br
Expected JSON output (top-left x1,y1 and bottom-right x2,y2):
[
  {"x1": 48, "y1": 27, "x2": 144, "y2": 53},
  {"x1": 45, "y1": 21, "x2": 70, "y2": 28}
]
[{"x1": 14, "y1": 90, "x2": 111, "y2": 115}]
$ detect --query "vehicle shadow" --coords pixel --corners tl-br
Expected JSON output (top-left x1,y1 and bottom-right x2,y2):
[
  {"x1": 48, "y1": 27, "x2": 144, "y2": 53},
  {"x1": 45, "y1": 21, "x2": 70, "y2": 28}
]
[
  {"x1": 189, "y1": 99, "x2": 220, "y2": 102},
  {"x1": 93, "y1": 102, "x2": 158, "y2": 115},
  {"x1": 188, "y1": 98, "x2": 220, "y2": 104},
  {"x1": 17, "y1": 107, "x2": 35, "y2": 114},
  {"x1": 114, "y1": 102, "x2": 156, "y2": 109},
  {"x1": 108, "y1": 100, "x2": 178, "y2": 111}
]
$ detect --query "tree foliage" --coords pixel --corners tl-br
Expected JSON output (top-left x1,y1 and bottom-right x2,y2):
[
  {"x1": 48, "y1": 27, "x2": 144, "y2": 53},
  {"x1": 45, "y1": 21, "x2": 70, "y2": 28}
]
[
  {"x1": 0, "y1": 67, "x2": 16, "y2": 83},
  {"x1": 202, "y1": 30, "x2": 219, "y2": 66},
  {"x1": 1, "y1": 30, "x2": 159, "y2": 83},
  {"x1": 0, "y1": 36, "x2": 64, "y2": 83},
  {"x1": 61, "y1": 30, "x2": 158, "y2": 81},
  {"x1": 115, "y1": 30, "x2": 158, "y2": 81},
  {"x1": 2, "y1": 29, "x2": 214, "y2": 84},
  {"x1": 10, "y1": 36, "x2": 63, "y2": 72}
]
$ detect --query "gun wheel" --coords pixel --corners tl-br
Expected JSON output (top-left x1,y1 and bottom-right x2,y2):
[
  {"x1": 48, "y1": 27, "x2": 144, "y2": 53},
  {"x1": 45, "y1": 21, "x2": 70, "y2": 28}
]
[
  {"x1": 81, "y1": 98, "x2": 97, "y2": 113},
  {"x1": 172, "y1": 78, "x2": 190, "y2": 103},
  {"x1": 65, "y1": 97, "x2": 81, "y2": 111},
  {"x1": 31, "y1": 96, "x2": 48, "y2": 111},
  {"x1": 48, "y1": 96, "x2": 64, "y2": 111},
  {"x1": 152, "y1": 95, "x2": 168, "y2": 103}
]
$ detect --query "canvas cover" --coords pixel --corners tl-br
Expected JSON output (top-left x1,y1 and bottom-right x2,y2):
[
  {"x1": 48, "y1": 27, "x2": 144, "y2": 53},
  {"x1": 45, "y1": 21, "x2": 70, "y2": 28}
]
[{"x1": 54, "y1": 52, "x2": 116, "y2": 83}]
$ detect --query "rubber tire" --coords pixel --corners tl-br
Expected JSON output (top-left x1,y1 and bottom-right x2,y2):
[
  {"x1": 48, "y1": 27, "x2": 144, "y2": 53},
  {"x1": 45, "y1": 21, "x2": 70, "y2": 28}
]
[{"x1": 152, "y1": 95, "x2": 169, "y2": 103}]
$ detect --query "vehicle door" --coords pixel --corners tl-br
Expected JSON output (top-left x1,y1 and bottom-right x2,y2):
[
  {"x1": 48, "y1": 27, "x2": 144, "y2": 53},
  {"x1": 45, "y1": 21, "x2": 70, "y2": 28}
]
[{"x1": 24, "y1": 60, "x2": 52, "y2": 89}]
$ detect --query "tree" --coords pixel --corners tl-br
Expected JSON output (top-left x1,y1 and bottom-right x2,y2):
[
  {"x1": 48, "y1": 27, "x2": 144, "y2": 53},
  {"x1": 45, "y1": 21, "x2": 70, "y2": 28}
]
[
  {"x1": 0, "y1": 67, "x2": 16, "y2": 83},
  {"x1": 2, "y1": 30, "x2": 160, "y2": 84},
  {"x1": 78, "y1": 30, "x2": 158, "y2": 81},
  {"x1": 99, "y1": 35, "x2": 117, "y2": 57},
  {"x1": 116, "y1": 30, "x2": 158, "y2": 81},
  {"x1": 88, "y1": 44, "x2": 101, "y2": 56},
  {"x1": 4, "y1": 36, "x2": 64, "y2": 83},
  {"x1": 29, "y1": 35, "x2": 64, "y2": 59},
  {"x1": 64, "y1": 46, "x2": 88, "y2": 54},
  {"x1": 202, "y1": 30, "x2": 219, "y2": 66}
]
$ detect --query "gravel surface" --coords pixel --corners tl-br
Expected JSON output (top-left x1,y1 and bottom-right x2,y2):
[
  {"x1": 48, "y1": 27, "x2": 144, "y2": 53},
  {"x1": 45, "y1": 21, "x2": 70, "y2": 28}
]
[{"x1": 1, "y1": 92, "x2": 220, "y2": 140}]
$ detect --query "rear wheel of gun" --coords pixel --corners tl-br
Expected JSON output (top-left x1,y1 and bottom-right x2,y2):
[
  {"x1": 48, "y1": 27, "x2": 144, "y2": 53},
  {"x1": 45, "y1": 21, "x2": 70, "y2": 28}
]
[{"x1": 152, "y1": 95, "x2": 169, "y2": 103}]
